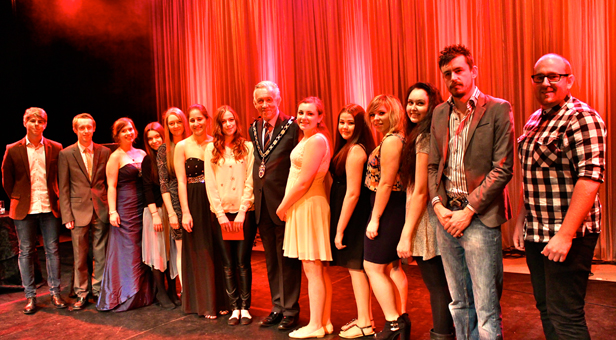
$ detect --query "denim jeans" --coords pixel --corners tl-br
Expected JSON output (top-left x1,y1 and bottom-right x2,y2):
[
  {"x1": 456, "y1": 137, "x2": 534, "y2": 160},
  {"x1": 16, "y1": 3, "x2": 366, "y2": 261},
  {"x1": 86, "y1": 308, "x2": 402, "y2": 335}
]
[
  {"x1": 13, "y1": 213, "x2": 62, "y2": 298},
  {"x1": 437, "y1": 215, "x2": 503, "y2": 340},
  {"x1": 525, "y1": 233, "x2": 598, "y2": 340}
]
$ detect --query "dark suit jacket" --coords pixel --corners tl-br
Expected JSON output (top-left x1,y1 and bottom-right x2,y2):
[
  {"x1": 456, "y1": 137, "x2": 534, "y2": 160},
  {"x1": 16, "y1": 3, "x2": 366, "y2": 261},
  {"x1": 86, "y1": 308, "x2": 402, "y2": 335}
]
[
  {"x1": 2, "y1": 137, "x2": 63, "y2": 220},
  {"x1": 428, "y1": 92, "x2": 514, "y2": 228},
  {"x1": 58, "y1": 143, "x2": 111, "y2": 226},
  {"x1": 249, "y1": 112, "x2": 299, "y2": 225}
]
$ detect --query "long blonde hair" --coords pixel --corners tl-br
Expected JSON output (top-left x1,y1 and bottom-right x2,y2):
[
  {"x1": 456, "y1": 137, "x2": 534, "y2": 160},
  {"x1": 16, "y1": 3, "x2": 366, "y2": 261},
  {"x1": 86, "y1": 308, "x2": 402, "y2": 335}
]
[{"x1": 163, "y1": 107, "x2": 190, "y2": 177}]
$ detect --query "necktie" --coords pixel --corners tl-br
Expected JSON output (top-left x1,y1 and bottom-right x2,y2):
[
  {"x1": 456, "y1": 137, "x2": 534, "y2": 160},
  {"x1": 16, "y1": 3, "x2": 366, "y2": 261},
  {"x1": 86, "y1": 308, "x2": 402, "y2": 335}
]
[
  {"x1": 85, "y1": 148, "x2": 93, "y2": 179},
  {"x1": 263, "y1": 122, "x2": 273, "y2": 147}
]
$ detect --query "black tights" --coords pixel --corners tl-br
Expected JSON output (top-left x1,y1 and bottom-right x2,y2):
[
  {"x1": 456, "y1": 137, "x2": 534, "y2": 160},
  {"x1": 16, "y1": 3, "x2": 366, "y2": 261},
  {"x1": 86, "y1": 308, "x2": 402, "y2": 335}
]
[
  {"x1": 213, "y1": 212, "x2": 256, "y2": 310},
  {"x1": 415, "y1": 255, "x2": 454, "y2": 335}
]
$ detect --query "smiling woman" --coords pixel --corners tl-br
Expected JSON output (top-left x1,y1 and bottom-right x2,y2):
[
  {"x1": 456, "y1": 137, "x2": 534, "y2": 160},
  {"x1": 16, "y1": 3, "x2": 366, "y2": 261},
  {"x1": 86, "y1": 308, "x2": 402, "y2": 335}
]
[{"x1": 98, "y1": 117, "x2": 154, "y2": 312}]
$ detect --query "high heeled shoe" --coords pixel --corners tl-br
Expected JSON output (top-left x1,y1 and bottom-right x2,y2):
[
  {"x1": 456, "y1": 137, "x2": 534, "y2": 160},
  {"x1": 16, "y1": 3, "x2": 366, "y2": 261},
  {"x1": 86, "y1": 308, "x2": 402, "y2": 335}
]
[{"x1": 375, "y1": 313, "x2": 410, "y2": 340}]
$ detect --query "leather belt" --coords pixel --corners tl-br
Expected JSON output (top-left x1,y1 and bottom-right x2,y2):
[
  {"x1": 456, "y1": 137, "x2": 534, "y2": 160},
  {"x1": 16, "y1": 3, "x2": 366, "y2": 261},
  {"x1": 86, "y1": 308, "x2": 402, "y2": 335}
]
[{"x1": 448, "y1": 196, "x2": 468, "y2": 209}]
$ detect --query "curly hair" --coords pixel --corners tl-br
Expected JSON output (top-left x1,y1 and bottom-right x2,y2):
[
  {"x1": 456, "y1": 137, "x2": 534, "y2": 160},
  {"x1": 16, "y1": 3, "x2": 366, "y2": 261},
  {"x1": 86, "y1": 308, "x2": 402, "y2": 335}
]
[
  {"x1": 211, "y1": 105, "x2": 248, "y2": 164},
  {"x1": 438, "y1": 44, "x2": 475, "y2": 70}
]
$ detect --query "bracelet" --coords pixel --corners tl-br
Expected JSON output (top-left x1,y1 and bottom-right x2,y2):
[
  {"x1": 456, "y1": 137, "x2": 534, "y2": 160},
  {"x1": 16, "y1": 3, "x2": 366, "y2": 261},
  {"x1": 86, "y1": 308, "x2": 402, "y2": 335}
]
[
  {"x1": 151, "y1": 210, "x2": 158, "y2": 215},
  {"x1": 110, "y1": 211, "x2": 118, "y2": 215},
  {"x1": 168, "y1": 212, "x2": 177, "y2": 217}
]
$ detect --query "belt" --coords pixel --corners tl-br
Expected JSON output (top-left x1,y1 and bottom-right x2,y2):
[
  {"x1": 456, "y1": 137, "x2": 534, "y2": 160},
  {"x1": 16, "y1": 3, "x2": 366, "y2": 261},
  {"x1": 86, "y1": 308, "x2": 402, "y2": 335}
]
[
  {"x1": 187, "y1": 174, "x2": 205, "y2": 184},
  {"x1": 447, "y1": 196, "x2": 468, "y2": 209}
]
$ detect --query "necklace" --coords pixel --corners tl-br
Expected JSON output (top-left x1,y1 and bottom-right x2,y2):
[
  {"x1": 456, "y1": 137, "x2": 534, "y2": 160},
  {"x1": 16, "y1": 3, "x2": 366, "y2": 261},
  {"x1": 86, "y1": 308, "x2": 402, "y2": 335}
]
[{"x1": 120, "y1": 147, "x2": 136, "y2": 162}]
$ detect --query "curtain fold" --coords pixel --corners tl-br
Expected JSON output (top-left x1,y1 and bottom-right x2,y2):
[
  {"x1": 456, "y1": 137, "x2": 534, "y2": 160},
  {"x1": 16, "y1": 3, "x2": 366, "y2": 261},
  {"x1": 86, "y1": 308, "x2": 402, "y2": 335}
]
[{"x1": 151, "y1": 0, "x2": 615, "y2": 261}]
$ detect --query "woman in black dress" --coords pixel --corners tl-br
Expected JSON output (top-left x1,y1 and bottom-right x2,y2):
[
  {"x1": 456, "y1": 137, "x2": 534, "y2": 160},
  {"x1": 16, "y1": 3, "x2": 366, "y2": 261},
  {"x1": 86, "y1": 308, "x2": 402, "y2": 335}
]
[
  {"x1": 329, "y1": 104, "x2": 376, "y2": 338},
  {"x1": 363, "y1": 95, "x2": 410, "y2": 340},
  {"x1": 175, "y1": 104, "x2": 227, "y2": 318}
]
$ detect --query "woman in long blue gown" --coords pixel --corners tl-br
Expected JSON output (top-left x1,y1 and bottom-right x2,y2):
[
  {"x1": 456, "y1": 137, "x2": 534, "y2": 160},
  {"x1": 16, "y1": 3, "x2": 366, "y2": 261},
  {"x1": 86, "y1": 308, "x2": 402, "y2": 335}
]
[{"x1": 97, "y1": 118, "x2": 154, "y2": 311}]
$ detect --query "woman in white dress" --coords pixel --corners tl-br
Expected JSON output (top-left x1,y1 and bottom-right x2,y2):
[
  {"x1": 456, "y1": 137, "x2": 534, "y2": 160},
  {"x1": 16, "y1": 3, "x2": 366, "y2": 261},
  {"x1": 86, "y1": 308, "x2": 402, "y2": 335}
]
[{"x1": 277, "y1": 97, "x2": 333, "y2": 338}]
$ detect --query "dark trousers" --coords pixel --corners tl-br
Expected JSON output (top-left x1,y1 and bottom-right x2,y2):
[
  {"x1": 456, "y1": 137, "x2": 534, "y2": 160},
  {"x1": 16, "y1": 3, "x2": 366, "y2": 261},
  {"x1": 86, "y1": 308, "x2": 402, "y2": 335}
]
[
  {"x1": 525, "y1": 233, "x2": 598, "y2": 340},
  {"x1": 415, "y1": 255, "x2": 454, "y2": 335},
  {"x1": 258, "y1": 199, "x2": 301, "y2": 316},
  {"x1": 213, "y1": 211, "x2": 257, "y2": 310}
]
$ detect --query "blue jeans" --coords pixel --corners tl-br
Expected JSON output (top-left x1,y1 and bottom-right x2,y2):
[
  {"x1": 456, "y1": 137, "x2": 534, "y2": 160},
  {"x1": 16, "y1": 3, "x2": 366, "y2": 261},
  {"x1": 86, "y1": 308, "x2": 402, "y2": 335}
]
[
  {"x1": 437, "y1": 216, "x2": 503, "y2": 340},
  {"x1": 13, "y1": 213, "x2": 62, "y2": 298}
]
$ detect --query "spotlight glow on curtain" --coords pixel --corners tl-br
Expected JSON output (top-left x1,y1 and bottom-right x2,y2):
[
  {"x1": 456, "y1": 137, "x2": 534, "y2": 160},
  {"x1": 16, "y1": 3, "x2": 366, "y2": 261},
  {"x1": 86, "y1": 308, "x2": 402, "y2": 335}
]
[{"x1": 151, "y1": 0, "x2": 615, "y2": 261}]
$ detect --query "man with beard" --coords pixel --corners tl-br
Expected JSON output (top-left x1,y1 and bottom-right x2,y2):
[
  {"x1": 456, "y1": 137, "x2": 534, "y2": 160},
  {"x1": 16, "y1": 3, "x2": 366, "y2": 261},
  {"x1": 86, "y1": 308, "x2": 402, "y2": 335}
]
[{"x1": 428, "y1": 45, "x2": 515, "y2": 340}]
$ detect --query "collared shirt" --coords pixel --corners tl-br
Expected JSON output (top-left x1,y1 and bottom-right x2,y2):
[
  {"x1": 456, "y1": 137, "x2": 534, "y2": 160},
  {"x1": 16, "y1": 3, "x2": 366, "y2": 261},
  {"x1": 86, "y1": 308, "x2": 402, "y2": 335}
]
[
  {"x1": 262, "y1": 112, "x2": 279, "y2": 147},
  {"x1": 518, "y1": 96, "x2": 606, "y2": 242},
  {"x1": 204, "y1": 142, "x2": 255, "y2": 217},
  {"x1": 77, "y1": 142, "x2": 94, "y2": 176},
  {"x1": 431, "y1": 87, "x2": 480, "y2": 212},
  {"x1": 25, "y1": 136, "x2": 52, "y2": 214}
]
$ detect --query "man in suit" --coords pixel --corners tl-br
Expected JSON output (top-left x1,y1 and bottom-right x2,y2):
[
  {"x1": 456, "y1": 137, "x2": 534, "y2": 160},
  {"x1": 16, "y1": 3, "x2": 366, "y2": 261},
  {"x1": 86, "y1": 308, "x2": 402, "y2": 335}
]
[
  {"x1": 58, "y1": 113, "x2": 110, "y2": 310},
  {"x1": 2, "y1": 107, "x2": 66, "y2": 314},
  {"x1": 428, "y1": 45, "x2": 514, "y2": 340},
  {"x1": 249, "y1": 80, "x2": 301, "y2": 330}
]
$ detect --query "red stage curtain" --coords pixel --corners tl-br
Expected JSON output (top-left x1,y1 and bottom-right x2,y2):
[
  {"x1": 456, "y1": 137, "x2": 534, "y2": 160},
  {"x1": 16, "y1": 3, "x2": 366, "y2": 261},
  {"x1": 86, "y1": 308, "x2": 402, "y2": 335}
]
[{"x1": 151, "y1": 0, "x2": 616, "y2": 261}]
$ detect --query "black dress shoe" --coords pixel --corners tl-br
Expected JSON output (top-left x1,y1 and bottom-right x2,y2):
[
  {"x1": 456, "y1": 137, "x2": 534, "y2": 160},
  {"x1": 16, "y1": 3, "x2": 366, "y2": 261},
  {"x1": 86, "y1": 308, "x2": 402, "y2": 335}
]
[
  {"x1": 260, "y1": 312, "x2": 283, "y2": 327},
  {"x1": 71, "y1": 296, "x2": 88, "y2": 310},
  {"x1": 278, "y1": 315, "x2": 298, "y2": 330},
  {"x1": 51, "y1": 294, "x2": 68, "y2": 309},
  {"x1": 23, "y1": 297, "x2": 37, "y2": 315}
]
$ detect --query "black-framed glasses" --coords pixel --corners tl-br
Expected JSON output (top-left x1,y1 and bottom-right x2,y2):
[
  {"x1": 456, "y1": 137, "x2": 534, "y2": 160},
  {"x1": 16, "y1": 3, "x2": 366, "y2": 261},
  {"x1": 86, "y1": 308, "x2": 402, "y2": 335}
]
[{"x1": 531, "y1": 73, "x2": 570, "y2": 84}]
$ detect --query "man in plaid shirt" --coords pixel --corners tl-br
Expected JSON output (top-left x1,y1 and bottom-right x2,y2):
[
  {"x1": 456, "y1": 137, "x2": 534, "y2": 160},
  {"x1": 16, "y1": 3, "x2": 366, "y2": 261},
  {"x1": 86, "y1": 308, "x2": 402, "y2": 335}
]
[{"x1": 514, "y1": 54, "x2": 606, "y2": 340}]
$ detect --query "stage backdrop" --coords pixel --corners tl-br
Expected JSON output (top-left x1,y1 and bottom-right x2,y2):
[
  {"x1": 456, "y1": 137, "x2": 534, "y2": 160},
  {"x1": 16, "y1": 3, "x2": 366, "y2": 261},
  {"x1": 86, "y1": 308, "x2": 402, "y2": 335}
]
[{"x1": 150, "y1": 0, "x2": 615, "y2": 261}]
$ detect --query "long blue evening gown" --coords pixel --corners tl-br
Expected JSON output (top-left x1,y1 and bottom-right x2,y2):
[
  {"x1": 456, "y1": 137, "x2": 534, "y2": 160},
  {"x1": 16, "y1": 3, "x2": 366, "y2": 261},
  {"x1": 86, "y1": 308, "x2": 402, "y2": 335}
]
[{"x1": 97, "y1": 163, "x2": 154, "y2": 311}]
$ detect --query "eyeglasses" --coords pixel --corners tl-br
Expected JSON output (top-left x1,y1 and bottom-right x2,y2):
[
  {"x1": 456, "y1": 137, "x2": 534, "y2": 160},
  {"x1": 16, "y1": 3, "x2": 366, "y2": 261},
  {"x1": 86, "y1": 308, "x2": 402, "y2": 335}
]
[{"x1": 531, "y1": 73, "x2": 570, "y2": 84}]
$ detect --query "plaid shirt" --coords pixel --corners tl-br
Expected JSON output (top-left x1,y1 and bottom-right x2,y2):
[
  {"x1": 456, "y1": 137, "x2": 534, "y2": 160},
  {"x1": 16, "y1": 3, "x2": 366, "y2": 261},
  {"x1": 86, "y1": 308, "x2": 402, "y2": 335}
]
[{"x1": 518, "y1": 96, "x2": 606, "y2": 242}]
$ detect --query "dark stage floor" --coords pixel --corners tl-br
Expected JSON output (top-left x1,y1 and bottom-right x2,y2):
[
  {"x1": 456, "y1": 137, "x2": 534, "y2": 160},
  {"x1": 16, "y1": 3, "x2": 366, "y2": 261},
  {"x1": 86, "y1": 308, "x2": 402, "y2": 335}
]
[{"x1": 1, "y1": 242, "x2": 615, "y2": 339}]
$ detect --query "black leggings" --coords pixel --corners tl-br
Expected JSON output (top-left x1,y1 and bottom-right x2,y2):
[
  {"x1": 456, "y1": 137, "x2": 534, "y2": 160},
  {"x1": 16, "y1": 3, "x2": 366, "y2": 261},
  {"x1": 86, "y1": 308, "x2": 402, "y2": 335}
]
[
  {"x1": 415, "y1": 255, "x2": 454, "y2": 334},
  {"x1": 213, "y1": 211, "x2": 256, "y2": 310}
]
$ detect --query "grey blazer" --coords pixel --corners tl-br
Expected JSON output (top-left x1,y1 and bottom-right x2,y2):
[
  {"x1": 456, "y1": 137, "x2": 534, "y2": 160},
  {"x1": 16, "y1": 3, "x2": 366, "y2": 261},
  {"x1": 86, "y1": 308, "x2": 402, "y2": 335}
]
[
  {"x1": 427, "y1": 92, "x2": 515, "y2": 228},
  {"x1": 58, "y1": 143, "x2": 111, "y2": 226}
]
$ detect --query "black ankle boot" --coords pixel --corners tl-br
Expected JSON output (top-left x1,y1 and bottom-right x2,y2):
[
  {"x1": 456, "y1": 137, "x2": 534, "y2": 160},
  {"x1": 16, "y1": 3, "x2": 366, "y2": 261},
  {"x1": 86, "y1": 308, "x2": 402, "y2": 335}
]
[
  {"x1": 376, "y1": 314, "x2": 410, "y2": 340},
  {"x1": 166, "y1": 270, "x2": 181, "y2": 306},
  {"x1": 153, "y1": 269, "x2": 175, "y2": 309}
]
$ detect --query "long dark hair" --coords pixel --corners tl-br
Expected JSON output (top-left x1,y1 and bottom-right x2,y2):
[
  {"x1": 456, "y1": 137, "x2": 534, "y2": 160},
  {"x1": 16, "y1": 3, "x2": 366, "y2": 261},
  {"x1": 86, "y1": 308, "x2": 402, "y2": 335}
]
[
  {"x1": 400, "y1": 82, "x2": 443, "y2": 187},
  {"x1": 143, "y1": 122, "x2": 164, "y2": 184},
  {"x1": 211, "y1": 105, "x2": 248, "y2": 164},
  {"x1": 332, "y1": 104, "x2": 376, "y2": 177}
]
